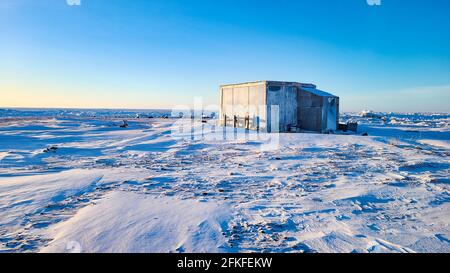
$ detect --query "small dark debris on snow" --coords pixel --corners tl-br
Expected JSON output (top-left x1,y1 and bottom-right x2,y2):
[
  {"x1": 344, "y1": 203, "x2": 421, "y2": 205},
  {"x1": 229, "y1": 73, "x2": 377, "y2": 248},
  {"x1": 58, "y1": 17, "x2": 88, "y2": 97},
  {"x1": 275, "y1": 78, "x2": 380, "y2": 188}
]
[
  {"x1": 120, "y1": 120, "x2": 128, "y2": 128},
  {"x1": 339, "y1": 122, "x2": 358, "y2": 133},
  {"x1": 43, "y1": 146, "x2": 58, "y2": 153},
  {"x1": 347, "y1": 122, "x2": 358, "y2": 132}
]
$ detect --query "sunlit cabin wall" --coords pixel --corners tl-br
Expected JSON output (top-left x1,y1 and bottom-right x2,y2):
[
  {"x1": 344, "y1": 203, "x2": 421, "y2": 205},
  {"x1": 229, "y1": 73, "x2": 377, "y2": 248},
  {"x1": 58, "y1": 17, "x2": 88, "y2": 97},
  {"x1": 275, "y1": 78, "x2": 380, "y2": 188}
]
[
  {"x1": 219, "y1": 82, "x2": 267, "y2": 132},
  {"x1": 266, "y1": 83, "x2": 298, "y2": 133}
]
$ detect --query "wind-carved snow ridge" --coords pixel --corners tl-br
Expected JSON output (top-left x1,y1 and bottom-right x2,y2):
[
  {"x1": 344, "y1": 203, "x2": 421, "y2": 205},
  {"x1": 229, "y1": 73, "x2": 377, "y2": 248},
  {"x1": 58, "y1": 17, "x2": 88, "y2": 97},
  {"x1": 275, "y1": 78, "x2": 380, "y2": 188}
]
[
  {"x1": 40, "y1": 191, "x2": 231, "y2": 253},
  {"x1": 0, "y1": 112, "x2": 449, "y2": 253}
]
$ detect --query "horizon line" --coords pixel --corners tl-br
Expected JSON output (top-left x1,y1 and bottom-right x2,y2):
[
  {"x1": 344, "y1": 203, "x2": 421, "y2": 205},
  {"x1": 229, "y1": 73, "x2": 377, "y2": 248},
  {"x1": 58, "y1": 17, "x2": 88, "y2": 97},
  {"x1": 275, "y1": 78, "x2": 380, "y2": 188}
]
[{"x1": 0, "y1": 106, "x2": 449, "y2": 115}]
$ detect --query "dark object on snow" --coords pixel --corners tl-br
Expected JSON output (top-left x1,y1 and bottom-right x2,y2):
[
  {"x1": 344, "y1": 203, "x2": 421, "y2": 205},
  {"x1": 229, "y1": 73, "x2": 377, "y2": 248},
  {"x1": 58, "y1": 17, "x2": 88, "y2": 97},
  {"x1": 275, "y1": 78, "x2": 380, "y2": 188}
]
[
  {"x1": 43, "y1": 146, "x2": 58, "y2": 153},
  {"x1": 347, "y1": 122, "x2": 358, "y2": 132},
  {"x1": 338, "y1": 123, "x2": 348, "y2": 132},
  {"x1": 362, "y1": 132, "x2": 369, "y2": 136},
  {"x1": 120, "y1": 120, "x2": 128, "y2": 128},
  {"x1": 338, "y1": 121, "x2": 358, "y2": 132}
]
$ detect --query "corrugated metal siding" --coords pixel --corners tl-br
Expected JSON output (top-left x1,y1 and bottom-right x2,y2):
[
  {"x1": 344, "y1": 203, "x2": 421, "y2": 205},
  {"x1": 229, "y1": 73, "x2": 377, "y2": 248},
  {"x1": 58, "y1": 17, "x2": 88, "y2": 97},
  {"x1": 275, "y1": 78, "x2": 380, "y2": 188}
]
[
  {"x1": 248, "y1": 84, "x2": 266, "y2": 130},
  {"x1": 266, "y1": 84, "x2": 298, "y2": 132},
  {"x1": 297, "y1": 90, "x2": 323, "y2": 132},
  {"x1": 220, "y1": 87, "x2": 234, "y2": 126},
  {"x1": 219, "y1": 82, "x2": 267, "y2": 131}
]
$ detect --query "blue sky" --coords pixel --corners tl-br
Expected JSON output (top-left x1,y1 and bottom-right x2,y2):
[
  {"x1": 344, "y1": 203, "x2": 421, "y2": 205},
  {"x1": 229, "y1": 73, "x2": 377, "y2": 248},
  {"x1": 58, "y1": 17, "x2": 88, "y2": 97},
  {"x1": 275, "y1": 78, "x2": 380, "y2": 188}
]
[{"x1": 0, "y1": 0, "x2": 449, "y2": 112}]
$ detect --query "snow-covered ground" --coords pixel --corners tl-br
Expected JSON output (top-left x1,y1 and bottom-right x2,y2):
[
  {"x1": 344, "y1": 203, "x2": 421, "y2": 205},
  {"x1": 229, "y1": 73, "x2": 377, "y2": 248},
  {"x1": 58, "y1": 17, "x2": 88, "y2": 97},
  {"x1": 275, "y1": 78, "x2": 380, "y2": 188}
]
[{"x1": 0, "y1": 111, "x2": 449, "y2": 253}]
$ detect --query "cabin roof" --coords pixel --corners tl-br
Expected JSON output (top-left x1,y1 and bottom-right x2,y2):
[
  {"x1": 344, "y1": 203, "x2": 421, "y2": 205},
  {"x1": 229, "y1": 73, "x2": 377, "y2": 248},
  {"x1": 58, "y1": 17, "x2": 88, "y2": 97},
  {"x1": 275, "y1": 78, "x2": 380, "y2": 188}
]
[
  {"x1": 301, "y1": 87, "x2": 337, "y2": 98},
  {"x1": 220, "y1": 81, "x2": 338, "y2": 97},
  {"x1": 220, "y1": 80, "x2": 316, "y2": 89}
]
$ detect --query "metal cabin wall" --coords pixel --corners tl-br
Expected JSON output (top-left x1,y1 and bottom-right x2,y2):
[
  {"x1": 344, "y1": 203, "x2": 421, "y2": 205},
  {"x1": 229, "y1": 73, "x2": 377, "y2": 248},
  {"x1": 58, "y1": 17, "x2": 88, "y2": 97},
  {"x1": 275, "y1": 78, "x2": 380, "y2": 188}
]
[
  {"x1": 266, "y1": 84, "x2": 298, "y2": 133},
  {"x1": 219, "y1": 86, "x2": 234, "y2": 126},
  {"x1": 219, "y1": 82, "x2": 267, "y2": 131},
  {"x1": 324, "y1": 97, "x2": 338, "y2": 132},
  {"x1": 316, "y1": 96, "x2": 339, "y2": 132},
  {"x1": 297, "y1": 89, "x2": 323, "y2": 132},
  {"x1": 336, "y1": 97, "x2": 340, "y2": 130},
  {"x1": 248, "y1": 83, "x2": 267, "y2": 131}
]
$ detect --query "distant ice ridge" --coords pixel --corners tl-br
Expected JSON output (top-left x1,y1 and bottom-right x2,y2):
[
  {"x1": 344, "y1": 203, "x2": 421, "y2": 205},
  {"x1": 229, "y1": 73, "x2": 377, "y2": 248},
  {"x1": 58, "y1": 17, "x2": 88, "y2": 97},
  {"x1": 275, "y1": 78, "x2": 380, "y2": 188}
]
[
  {"x1": 359, "y1": 110, "x2": 384, "y2": 119},
  {"x1": 0, "y1": 108, "x2": 172, "y2": 119},
  {"x1": 0, "y1": 108, "x2": 217, "y2": 119},
  {"x1": 341, "y1": 111, "x2": 450, "y2": 129},
  {"x1": 1, "y1": 108, "x2": 448, "y2": 128}
]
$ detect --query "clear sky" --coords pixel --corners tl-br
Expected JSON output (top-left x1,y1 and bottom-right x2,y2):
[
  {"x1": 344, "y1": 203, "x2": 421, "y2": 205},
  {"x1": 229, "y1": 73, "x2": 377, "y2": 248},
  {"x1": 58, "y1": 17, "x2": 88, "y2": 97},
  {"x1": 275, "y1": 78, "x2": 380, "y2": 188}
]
[{"x1": 1, "y1": 0, "x2": 449, "y2": 112}]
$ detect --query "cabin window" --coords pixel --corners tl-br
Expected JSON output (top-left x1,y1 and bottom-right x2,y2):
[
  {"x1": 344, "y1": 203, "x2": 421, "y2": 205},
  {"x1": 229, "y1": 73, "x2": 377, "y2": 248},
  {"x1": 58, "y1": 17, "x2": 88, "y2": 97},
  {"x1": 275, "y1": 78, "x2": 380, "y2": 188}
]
[{"x1": 268, "y1": 85, "x2": 281, "y2": 92}]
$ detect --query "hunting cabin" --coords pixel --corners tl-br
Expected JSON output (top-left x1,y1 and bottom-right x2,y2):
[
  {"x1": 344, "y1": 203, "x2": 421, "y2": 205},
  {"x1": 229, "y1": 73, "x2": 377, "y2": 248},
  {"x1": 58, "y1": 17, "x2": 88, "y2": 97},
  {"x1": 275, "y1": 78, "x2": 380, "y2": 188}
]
[{"x1": 219, "y1": 81, "x2": 339, "y2": 133}]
